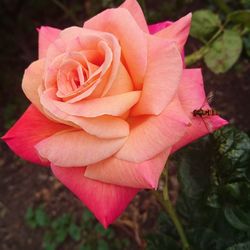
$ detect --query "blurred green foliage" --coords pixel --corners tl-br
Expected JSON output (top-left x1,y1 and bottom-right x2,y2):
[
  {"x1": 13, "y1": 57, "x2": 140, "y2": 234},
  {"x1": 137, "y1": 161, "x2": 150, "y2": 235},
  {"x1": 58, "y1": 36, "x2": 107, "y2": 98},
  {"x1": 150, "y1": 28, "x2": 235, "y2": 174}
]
[
  {"x1": 147, "y1": 126, "x2": 250, "y2": 250},
  {"x1": 25, "y1": 206, "x2": 130, "y2": 250},
  {"x1": 188, "y1": 1, "x2": 250, "y2": 72}
]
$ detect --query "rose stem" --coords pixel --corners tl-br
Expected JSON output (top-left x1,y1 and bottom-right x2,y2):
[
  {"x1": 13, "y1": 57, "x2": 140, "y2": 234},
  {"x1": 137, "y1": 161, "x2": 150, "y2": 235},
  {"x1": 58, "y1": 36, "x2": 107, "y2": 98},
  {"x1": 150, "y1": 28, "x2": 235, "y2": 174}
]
[
  {"x1": 152, "y1": 169, "x2": 190, "y2": 250},
  {"x1": 185, "y1": 22, "x2": 226, "y2": 67}
]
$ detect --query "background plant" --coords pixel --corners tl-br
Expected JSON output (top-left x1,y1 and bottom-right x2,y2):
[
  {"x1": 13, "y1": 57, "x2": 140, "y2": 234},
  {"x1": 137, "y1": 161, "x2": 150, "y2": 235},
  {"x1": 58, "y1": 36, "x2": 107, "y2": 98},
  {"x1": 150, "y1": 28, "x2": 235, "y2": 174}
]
[{"x1": 25, "y1": 206, "x2": 130, "y2": 250}]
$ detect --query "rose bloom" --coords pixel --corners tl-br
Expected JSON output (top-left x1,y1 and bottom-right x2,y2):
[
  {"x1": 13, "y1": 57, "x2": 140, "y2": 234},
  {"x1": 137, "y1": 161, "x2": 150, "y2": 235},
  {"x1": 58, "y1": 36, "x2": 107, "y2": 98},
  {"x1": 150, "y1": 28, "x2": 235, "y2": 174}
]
[{"x1": 2, "y1": 0, "x2": 227, "y2": 227}]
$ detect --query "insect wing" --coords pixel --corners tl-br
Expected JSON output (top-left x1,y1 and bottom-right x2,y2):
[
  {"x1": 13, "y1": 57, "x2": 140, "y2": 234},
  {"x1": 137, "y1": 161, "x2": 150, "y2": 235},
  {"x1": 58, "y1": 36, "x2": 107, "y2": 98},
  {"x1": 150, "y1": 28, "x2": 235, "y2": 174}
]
[
  {"x1": 206, "y1": 91, "x2": 214, "y2": 105},
  {"x1": 199, "y1": 91, "x2": 214, "y2": 109}
]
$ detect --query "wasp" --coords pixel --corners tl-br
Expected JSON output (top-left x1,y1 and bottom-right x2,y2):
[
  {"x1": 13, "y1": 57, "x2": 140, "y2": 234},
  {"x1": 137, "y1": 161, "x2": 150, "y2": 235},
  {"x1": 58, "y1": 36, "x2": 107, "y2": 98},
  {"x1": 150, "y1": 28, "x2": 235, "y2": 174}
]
[{"x1": 192, "y1": 92, "x2": 219, "y2": 132}]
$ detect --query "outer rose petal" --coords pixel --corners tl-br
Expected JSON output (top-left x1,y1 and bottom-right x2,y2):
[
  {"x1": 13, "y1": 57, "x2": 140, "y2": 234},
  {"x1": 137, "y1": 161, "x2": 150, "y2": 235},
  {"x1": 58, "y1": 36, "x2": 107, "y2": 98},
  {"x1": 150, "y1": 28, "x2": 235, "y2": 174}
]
[
  {"x1": 85, "y1": 149, "x2": 170, "y2": 189},
  {"x1": 116, "y1": 97, "x2": 190, "y2": 163},
  {"x1": 38, "y1": 26, "x2": 61, "y2": 59},
  {"x1": 178, "y1": 68, "x2": 206, "y2": 114},
  {"x1": 22, "y1": 59, "x2": 45, "y2": 112},
  {"x1": 120, "y1": 0, "x2": 148, "y2": 33},
  {"x1": 2, "y1": 105, "x2": 68, "y2": 166},
  {"x1": 155, "y1": 13, "x2": 192, "y2": 51},
  {"x1": 171, "y1": 68, "x2": 228, "y2": 153},
  {"x1": 51, "y1": 165, "x2": 139, "y2": 228},
  {"x1": 84, "y1": 8, "x2": 147, "y2": 89},
  {"x1": 131, "y1": 36, "x2": 183, "y2": 116},
  {"x1": 35, "y1": 129, "x2": 127, "y2": 167},
  {"x1": 148, "y1": 21, "x2": 172, "y2": 34},
  {"x1": 171, "y1": 116, "x2": 228, "y2": 153}
]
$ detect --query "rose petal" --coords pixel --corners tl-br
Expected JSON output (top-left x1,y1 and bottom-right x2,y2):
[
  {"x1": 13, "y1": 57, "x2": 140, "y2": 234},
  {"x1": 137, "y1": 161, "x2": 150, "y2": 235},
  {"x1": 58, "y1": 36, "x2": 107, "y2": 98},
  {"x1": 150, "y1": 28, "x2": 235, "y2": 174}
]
[
  {"x1": 45, "y1": 27, "x2": 121, "y2": 99},
  {"x1": 155, "y1": 13, "x2": 192, "y2": 51},
  {"x1": 131, "y1": 35, "x2": 183, "y2": 116},
  {"x1": 40, "y1": 88, "x2": 130, "y2": 139},
  {"x1": 116, "y1": 97, "x2": 190, "y2": 163},
  {"x1": 22, "y1": 59, "x2": 45, "y2": 111},
  {"x1": 106, "y1": 63, "x2": 133, "y2": 96},
  {"x1": 171, "y1": 116, "x2": 228, "y2": 153},
  {"x1": 51, "y1": 165, "x2": 139, "y2": 228},
  {"x1": 35, "y1": 129, "x2": 127, "y2": 167},
  {"x1": 84, "y1": 8, "x2": 147, "y2": 89},
  {"x1": 120, "y1": 0, "x2": 148, "y2": 33},
  {"x1": 53, "y1": 91, "x2": 141, "y2": 117},
  {"x1": 38, "y1": 26, "x2": 61, "y2": 59},
  {"x1": 171, "y1": 68, "x2": 229, "y2": 152},
  {"x1": 148, "y1": 21, "x2": 172, "y2": 34},
  {"x1": 2, "y1": 105, "x2": 68, "y2": 166},
  {"x1": 178, "y1": 68, "x2": 206, "y2": 114},
  {"x1": 85, "y1": 149, "x2": 170, "y2": 189}
]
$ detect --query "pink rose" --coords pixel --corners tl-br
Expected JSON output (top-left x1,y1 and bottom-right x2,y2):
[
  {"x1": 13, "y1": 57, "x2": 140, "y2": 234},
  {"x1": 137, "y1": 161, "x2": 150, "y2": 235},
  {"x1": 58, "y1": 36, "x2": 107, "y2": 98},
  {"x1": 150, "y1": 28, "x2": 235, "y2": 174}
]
[{"x1": 2, "y1": 0, "x2": 227, "y2": 227}]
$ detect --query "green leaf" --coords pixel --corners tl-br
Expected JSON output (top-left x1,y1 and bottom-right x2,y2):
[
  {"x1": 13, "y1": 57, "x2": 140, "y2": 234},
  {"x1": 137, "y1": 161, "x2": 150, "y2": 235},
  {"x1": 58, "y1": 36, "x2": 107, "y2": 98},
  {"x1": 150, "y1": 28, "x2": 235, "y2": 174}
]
[
  {"x1": 188, "y1": 228, "x2": 227, "y2": 250},
  {"x1": 97, "y1": 239, "x2": 109, "y2": 250},
  {"x1": 25, "y1": 207, "x2": 37, "y2": 229},
  {"x1": 80, "y1": 245, "x2": 92, "y2": 250},
  {"x1": 35, "y1": 206, "x2": 49, "y2": 227},
  {"x1": 105, "y1": 228, "x2": 115, "y2": 239},
  {"x1": 224, "y1": 207, "x2": 250, "y2": 231},
  {"x1": 204, "y1": 30, "x2": 243, "y2": 73},
  {"x1": 212, "y1": 126, "x2": 250, "y2": 182},
  {"x1": 55, "y1": 228, "x2": 68, "y2": 244},
  {"x1": 82, "y1": 210, "x2": 94, "y2": 222},
  {"x1": 43, "y1": 232, "x2": 58, "y2": 250},
  {"x1": 52, "y1": 213, "x2": 71, "y2": 229},
  {"x1": 68, "y1": 223, "x2": 81, "y2": 241},
  {"x1": 95, "y1": 224, "x2": 107, "y2": 236},
  {"x1": 190, "y1": 10, "x2": 221, "y2": 42},
  {"x1": 227, "y1": 10, "x2": 250, "y2": 28},
  {"x1": 226, "y1": 241, "x2": 250, "y2": 250}
]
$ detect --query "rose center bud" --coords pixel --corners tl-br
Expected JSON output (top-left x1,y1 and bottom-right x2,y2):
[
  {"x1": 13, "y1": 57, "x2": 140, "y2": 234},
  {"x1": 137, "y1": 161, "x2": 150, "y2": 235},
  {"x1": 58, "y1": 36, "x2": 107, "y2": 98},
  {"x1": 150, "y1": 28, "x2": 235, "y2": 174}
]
[{"x1": 70, "y1": 65, "x2": 88, "y2": 90}]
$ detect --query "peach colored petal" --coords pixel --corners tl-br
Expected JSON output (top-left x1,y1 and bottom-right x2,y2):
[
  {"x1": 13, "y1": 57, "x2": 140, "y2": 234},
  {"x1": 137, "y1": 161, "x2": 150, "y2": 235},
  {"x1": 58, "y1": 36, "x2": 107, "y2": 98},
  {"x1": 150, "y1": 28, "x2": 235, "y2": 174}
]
[
  {"x1": 171, "y1": 116, "x2": 228, "y2": 154},
  {"x1": 40, "y1": 88, "x2": 130, "y2": 139},
  {"x1": 116, "y1": 97, "x2": 190, "y2": 163},
  {"x1": 35, "y1": 129, "x2": 127, "y2": 167},
  {"x1": 120, "y1": 0, "x2": 148, "y2": 33},
  {"x1": 131, "y1": 36, "x2": 183, "y2": 116},
  {"x1": 22, "y1": 59, "x2": 45, "y2": 112},
  {"x1": 84, "y1": 8, "x2": 147, "y2": 89},
  {"x1": 51, "y1": 165, "x2": 139, "y2": 227},
  {"x1": 45, "y1": 27, "x2": 121, "y2": 99},
  {"x1": 52, "y1": 91, "x2": 141, "y2": 117},
  {"x1": 85, "y1": 149, "x2": 170, "y2": 189},
  {"x1": 155, "y1": 13, "x2": 192, "y2": 51},
  {"x1": 106, "y1": 63, "x2": 133, "y2": 96},
  {"x1": 38, "y1": 26, "x2": 61, "y2": 58},
  {"x1": 2, "y1": 105, "x2": 68, "y2": 166},
  {"x1": 56, "y1": 58, "x2": 83, "y2": 96}
]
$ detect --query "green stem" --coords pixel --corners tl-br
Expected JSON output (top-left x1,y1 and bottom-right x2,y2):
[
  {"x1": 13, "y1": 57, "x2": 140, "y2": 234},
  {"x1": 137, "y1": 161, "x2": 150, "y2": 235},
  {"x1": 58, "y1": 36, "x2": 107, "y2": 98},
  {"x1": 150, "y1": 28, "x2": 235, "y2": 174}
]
[
  {"x1": 185, "y1": 46, "x2": 208, "y2": 66},
  {"x1": 185, "y1": 25, "x2": 224, "y2": 67},
  {"x1": 153, "y1": 171, "x2": 190, "y2": 250}
]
